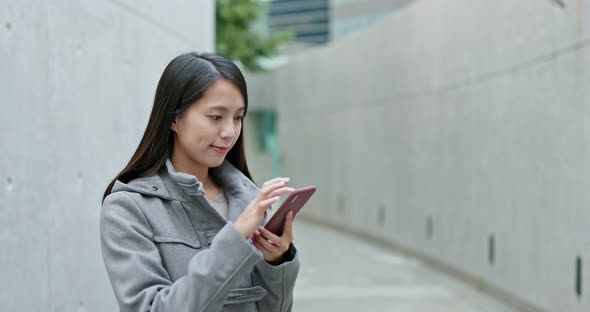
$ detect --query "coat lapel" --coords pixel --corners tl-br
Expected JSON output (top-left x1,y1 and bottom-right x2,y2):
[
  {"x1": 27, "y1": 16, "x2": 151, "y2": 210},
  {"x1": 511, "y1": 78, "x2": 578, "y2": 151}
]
[{"x1": 212, "y1": 161, "x2": 259, "y2": 222}]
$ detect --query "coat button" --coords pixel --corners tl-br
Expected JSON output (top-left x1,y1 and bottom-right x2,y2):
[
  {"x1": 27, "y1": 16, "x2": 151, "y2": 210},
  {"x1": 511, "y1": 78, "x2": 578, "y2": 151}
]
[{"x1": 151, "y1": 186, "x2": 158, "y2": 191}]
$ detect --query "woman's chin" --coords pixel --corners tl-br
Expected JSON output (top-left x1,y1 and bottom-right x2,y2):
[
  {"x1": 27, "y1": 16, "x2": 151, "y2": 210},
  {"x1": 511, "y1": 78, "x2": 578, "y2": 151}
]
[{"x1": 208, "y1": 158, "x2": 226, "y2": 168}]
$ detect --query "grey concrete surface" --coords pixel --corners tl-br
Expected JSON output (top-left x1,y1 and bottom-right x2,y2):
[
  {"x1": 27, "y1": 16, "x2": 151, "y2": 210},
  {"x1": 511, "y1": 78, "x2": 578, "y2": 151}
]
[
  {"x1": 0, "y1": 1, "x2": 213, "y2": 311},
  {"x1": 248, "y1": 0, "x2": 590, "y2": 311},
  {"x1": 292, "y1": 220, "x2": 522, "y2": 312}
]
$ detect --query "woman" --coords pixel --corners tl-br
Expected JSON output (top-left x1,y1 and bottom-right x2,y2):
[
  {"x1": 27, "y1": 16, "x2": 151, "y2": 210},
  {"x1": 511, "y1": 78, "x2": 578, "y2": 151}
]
[{"x1": 100, "y1": 52, "x2": 300, "y2": 312}]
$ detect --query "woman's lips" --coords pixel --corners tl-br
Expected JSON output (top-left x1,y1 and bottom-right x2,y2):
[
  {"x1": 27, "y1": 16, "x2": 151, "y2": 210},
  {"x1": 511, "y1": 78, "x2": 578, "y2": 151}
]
[{"x1": 211, "y1": 145, "x2": 229, "y2": 154}]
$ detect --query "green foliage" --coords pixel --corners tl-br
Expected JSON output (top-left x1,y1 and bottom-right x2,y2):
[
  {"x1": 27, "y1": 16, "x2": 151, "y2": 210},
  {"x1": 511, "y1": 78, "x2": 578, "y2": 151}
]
[{"x1": 216, "y1": 0, "x2": 293, "y2": 72}]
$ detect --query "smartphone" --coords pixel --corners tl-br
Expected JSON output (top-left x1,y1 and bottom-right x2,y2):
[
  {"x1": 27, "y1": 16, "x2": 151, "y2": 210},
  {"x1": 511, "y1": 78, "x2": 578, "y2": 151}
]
[{"x1": 264, "y1": 185, "x2": 317, "y2": 236}]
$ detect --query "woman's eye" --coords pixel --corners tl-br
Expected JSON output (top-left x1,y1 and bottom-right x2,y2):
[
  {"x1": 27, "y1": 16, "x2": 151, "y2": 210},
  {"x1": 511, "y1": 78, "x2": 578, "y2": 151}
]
[
  {"x1": 210, "y1": 115, "x2": 222, "y2": 121},
  {"x1": 235, "y1": 116, "x2": 244, "y2": 121}
]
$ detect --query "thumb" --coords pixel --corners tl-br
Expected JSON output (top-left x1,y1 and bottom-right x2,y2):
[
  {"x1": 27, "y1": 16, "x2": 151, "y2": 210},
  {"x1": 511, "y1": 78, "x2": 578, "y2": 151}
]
[{"x1": 283, "y1": 211, "x2": 294, "y2": 240}]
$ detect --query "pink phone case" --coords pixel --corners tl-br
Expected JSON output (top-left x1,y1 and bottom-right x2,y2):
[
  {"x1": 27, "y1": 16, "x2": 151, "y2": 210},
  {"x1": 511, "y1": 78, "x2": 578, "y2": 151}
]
[{"x1": 264, "y1": 185, "x2": 317, "y2": 235}]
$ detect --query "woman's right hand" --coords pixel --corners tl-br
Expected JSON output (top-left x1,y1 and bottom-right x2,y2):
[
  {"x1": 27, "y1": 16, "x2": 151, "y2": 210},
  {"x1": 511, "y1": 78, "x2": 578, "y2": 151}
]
[{"x1": 233, "y1": 177, "x2": 294, "y2": 238}]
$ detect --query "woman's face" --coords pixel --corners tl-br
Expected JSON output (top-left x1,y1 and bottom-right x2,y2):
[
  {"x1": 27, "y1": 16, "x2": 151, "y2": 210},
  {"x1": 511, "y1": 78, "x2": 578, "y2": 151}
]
[{"x1": 171, "y1": 78, "x2": 245, "y2": 170}]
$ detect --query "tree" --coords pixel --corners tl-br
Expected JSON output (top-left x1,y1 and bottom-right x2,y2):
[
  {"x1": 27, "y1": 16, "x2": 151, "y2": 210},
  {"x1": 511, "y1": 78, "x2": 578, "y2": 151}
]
[{"x1": 216, "y1": 0, "x2": 293, "y2": 72}]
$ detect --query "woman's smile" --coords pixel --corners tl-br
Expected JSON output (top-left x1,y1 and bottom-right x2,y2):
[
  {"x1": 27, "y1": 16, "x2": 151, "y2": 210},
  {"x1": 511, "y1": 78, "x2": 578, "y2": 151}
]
[{"x1": 211, "y1": 145, "x2": 230, "y2": 154}]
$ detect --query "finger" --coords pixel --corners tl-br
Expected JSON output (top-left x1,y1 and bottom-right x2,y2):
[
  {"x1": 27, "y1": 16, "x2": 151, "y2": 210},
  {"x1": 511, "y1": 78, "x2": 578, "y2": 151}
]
[
  {"x1": 267, "y1": 187, "x2": 295, "y2": 198},
  {"x1": 262, "y1": 177, "x2": 289, "y2": 188},
  {"x1": 260, "y1": 180, "x2": 291, "y2": 197},
  {"x1": 259, "y1": 227, "x2": 290, "y2": 252},
  {"x1": 258, "y1": 181, "x2": 287, "y2": 199},
  {"x1": 262, "y1": 177, "x2": 288, "y2": 187},
  {"x1": 253, "y1": 237, "x2": 273, "y2": 255},
  {"x1": 255, "y1": 233, "x2": 281, "y2": 254},
  {"x1": 262, "y1": 177, "x2": 291, "y2": 191},
  {"x1": 257, "y1": 196, "x2": 280, "y2": 211},
  {"x1": 282, "y1": 211, "x2": 294, "y2": 241},
  {"x1": 258, "y1": 226, "x2": 282, "y2": 243}
]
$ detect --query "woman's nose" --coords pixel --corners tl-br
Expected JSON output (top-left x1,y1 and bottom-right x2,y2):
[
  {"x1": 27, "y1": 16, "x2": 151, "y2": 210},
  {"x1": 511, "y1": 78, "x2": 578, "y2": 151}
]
[{"x1": 220, "y1": 122, "x2": 236, "y2": 138}]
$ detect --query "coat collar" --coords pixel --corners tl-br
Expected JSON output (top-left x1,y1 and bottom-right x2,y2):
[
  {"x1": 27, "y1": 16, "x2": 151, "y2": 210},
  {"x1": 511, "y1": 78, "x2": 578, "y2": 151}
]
[{"x1": 111, "y1": 159, "x2": 259, "y2": 206}]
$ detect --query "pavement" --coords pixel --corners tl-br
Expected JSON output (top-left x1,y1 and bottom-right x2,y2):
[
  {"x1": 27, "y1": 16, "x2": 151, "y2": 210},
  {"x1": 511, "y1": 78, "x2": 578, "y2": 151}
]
[{"x1": 291, "y1": 220, "x2": 523, "y2": 312}]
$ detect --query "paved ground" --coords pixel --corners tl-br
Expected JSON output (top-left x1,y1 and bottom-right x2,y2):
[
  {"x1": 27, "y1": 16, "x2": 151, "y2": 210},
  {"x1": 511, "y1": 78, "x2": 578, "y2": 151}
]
[{"x1": 291, "y1": 221, "x2": 523, "y2": 312}]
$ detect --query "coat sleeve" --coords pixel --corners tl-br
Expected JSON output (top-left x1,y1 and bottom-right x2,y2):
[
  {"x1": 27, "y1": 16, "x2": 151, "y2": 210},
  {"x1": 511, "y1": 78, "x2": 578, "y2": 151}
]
[
  {"x1": 251, "y1": 214, "x2": 301, "y2": 312},
  {"x1": 100, "y1": 192, "x2": 263, "y2": 312}
]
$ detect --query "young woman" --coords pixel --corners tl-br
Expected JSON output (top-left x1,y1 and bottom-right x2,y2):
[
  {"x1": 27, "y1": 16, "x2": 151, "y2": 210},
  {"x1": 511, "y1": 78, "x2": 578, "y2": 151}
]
[{"x1": 100, "y1": 52, "x2": 299, "y2": 312}]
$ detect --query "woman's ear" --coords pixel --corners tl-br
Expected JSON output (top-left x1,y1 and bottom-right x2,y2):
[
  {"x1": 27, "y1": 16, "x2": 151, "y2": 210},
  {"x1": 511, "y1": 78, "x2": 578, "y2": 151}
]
[{"x1": 171, "y1": 118, "x2": 178, "y2": 132}]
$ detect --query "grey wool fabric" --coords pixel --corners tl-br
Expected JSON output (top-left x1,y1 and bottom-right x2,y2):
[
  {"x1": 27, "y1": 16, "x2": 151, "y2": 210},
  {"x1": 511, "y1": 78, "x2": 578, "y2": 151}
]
[{"x1": 100, "y1": 159, "x2": 300, "y2": 312}]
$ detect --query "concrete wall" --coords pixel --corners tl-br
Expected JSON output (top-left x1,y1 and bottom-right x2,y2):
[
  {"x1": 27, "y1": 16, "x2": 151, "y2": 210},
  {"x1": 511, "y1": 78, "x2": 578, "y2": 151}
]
[
  {"x1": 0, "y1": 1, "x2": 214, "y2": 311},
  {"x1": 243, "y1": 72, "x2": 280, "y2": 183},
  {"x1": 249, "y1": 0, "x2": 590, "y2": 311},
  {"x1": 243, "y1": 116, "x2": 274, "y2": 183}
]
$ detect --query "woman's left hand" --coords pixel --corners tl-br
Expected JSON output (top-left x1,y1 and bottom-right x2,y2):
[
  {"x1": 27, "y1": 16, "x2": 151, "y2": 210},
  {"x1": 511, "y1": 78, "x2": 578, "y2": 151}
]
[{"x1": 252, "y1": 211, "x2": 294, "y2": 265}]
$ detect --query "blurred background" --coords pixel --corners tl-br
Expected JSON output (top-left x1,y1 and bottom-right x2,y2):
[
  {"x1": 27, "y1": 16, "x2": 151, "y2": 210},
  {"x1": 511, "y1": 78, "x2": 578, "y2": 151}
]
[{"x1": 1, "y1": 0, "x2": 589, "y2": 311}]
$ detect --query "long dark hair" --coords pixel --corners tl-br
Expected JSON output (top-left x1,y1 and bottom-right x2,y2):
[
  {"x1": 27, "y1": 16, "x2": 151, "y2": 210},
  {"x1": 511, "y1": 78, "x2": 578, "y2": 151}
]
[{"x1": 103, "y1": 52, "x2": 252, "y2": 201}]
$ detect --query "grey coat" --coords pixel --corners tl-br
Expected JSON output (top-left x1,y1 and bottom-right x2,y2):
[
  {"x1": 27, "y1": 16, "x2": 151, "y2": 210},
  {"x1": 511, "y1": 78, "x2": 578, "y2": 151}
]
[{"x1": 100, "y1": 159, "x2": 300, "y2": 312}]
